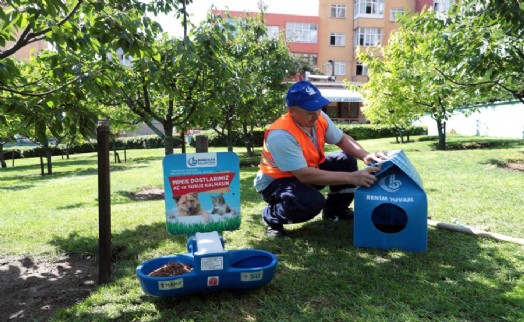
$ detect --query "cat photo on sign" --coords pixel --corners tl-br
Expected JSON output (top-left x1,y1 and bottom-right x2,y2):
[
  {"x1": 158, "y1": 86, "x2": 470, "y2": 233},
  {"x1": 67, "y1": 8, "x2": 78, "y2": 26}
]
[{"x1": 210, "y1": 193, "x2": 237, "y2": 219}]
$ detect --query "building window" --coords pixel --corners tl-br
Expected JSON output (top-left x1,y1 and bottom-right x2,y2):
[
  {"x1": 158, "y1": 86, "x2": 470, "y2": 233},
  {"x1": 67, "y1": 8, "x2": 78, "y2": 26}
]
[
  {"x1": 349, "y1": 103, "x2": 360, "y2": 118},
  {"x1": 267, "y1": 26, "x2": 280, "y2": 40},
  {"x1": 331, "y1": 4, "x2": 346, "y2": 18},
  {"x1": 355, "y1": 28, "x2": 382, "y2": 47},
  {"x1": 292, "y1": 53, "x2": 318, "y2": 67},
  {"x1": 354, "y1": 0, "x2": 384, "y2": 18},
  {"x1": 329, "y1": 33, "x2": 346, "y2": 46},
  {"x1": 433, "y1": 0, "x2": 453, "y2": 12},
  {"x1": 326, "y1": 61, "x2": 346, "y2": 76},
  {"x1": 390, "y1": 8, "x2": 405, "y2": 22},
  {"x1": 115, "y1": 48, "x2": 132, "y2": 66},
  {"x1": 285, "y1": 23, "x2": 318, "y2": 43},
  {"x1": 356, "y1": 62, "x2": 368, "y2": 76}
]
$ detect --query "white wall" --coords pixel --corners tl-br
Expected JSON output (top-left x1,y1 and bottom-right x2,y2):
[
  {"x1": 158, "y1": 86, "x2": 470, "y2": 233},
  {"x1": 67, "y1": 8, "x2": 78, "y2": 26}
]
[{"x1": 415, "y1": 101, "x2": 524, "y2": 139}]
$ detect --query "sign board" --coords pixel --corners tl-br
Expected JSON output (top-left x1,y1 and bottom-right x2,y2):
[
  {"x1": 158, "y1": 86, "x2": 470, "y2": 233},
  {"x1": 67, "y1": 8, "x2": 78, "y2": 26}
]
[{"x1": 162, "y1": 152, "x2": 241, "y2": 235}]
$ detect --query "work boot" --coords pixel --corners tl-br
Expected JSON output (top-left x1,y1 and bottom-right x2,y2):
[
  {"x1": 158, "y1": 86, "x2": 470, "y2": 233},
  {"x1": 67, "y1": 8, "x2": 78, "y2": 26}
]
[
  {"x1": 263, "y1": 219, "x2": 286, "y2": 238},
  {"x1": 322, "y1": 208, "x2": 354, "y2": 222}
]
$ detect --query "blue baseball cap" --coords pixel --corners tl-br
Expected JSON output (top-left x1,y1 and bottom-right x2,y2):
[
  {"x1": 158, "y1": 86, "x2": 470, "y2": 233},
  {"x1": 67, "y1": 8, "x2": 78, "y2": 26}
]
[{"x1": 286, "y1": 81, "x2": 331, "y2": 111}]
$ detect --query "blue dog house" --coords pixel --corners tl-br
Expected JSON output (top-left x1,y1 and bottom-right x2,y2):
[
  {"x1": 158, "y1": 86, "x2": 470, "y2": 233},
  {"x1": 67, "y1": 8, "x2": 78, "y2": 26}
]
[{"x1": 354, "y1": 150, "x2": 427, "y2": 252}]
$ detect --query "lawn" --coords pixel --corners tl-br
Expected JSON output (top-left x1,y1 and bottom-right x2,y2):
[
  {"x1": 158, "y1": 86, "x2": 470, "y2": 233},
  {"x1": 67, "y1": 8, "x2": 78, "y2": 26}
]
[{"x1": 0, "y1": 135, "x2": 523, "y2": 321}]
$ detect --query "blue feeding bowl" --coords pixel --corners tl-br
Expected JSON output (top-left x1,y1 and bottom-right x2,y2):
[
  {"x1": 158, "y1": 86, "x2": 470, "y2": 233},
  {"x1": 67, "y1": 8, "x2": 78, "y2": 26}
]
[{"x1": 136, "y1": 232, "x2": 278, "y2": 298}]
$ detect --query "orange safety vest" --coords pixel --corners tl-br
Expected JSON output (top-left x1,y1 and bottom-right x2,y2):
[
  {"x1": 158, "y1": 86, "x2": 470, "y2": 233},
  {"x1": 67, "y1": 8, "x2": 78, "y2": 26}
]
[{"x1": 259, "y1": 112, "x2": 328, "y2": 179}]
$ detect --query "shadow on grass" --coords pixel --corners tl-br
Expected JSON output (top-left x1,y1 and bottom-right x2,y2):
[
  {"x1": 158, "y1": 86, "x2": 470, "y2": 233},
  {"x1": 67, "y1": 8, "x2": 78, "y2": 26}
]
[
  {"x1": 0, "y1": 184, "x2": 35, "y2": 191},
  {"x1": 49, "y1": 222, "x2": 181, "y2": 259},
  {"x1": 0, "y1": 159, "x2": 154, "y2": 192},
  {"x1": 14, "y1": 155, "x2": 521, "y2": 321},
  {"x1": 0, "y1": 158, "x2": 96, "y2": 174},
  {"x1": 44, "y1": 209, "x2": 524, "y2": 321},
  {"x1": 241, "y1": 219, "x2": 522, "y2": 321},
  {"x1": 0, "y1": 167, "x2": 99, "y2": 191},
  {"x1": 56, "y1": 202, "x2": 92, "y2": 210},
  {"x1": 97, "y1": 171, "x2": 520, "y2": 320},
  {"x1": 89, "y1": 217, "x2": 522, "y2": 322}
]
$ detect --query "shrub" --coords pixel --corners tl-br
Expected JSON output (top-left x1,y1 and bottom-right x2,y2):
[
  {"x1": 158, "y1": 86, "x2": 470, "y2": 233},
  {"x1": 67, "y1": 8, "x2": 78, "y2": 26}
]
[
  {"x1": 3, "y1": 135, "x2": 177, "y2": 160},
  {"x1": 337, "y1": 124, "x2": 427, "y2": 141}
]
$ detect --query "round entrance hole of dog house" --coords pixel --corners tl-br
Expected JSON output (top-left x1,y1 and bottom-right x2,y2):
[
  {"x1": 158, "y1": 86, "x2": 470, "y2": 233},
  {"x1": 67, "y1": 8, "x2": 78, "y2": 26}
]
[{"x1": 371, "y1": 203, "x2": 408, "y2": 233}]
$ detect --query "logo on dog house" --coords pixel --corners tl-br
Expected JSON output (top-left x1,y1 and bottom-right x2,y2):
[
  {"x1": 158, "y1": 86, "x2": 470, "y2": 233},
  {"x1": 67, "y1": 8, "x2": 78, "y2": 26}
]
[{"x1": 354, "y1": 150, "x2": 427, "y2": 252}]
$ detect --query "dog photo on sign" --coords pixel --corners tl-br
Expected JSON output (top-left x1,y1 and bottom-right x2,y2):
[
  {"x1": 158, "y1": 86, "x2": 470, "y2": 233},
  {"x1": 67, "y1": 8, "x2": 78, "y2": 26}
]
[{"x1": 173, "y1": 192, "x2": 210, "y2": 223}]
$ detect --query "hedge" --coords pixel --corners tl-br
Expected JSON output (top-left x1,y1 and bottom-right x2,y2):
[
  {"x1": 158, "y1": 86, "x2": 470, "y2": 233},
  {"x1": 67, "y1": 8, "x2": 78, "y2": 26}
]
[
  {"x1": 191, "y1": 124, "x2": 427, "y2": 147},
  {"x1": 2, "y1": 125, "x2": 427, "y2": 160},
  {"x1": 2, "y1": 135, "x2": 180, "y2": 160},
  {"x1": 337, "y1": 124, "x2": 427, "y2": 141}
]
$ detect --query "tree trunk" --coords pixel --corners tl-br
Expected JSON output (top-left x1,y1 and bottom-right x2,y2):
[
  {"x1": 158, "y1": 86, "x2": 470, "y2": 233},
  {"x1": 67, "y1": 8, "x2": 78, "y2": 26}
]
[
  {"x1": 164, "y1": 122, "x2": 175, "y2": 155},
  {"x1": 436, "y1": 118, "x2": 447, "y2": 150},
  {"x1": 39, "y1": 149, "x2": 45, "y2": 176},
  {"x1": 180, "y1": 131, "x2": 186, "y2": 154},
  {"x1": 0, "y1": 143, "x2": 6, "y2": 168},
  {"x1": 111, "y1": 140, "x2": 121, "y2": 163},
  {"x1": 145, "y1": 121, "x2": 166, "y2": 140},
  {"x1": 195, "y1": 135, "x2": 208, "y2": 152},
  {"x1": 242, "y1": 122, "x2": 255, "y2": 157},
  {"x1": 226, "y1": 120, "x2": 233, "y2": 152},
  {"x1": 44, "y1": 146, "x2": 53, "y2": 175},
  {"x1": 113, "y1": 149, "x2": 121, "y2": 163}
]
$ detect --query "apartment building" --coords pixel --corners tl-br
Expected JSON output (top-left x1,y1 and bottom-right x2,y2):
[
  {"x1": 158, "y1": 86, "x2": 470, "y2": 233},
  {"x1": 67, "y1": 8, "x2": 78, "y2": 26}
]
[
  {"x1": 212, "y1": 10, "x2": 320, "y2": 67},
  {"x1": 211, "y1": 9, "x2": 365, "y2": 123},
  {"x1": 318, "y1": 0, "x2": 453, "y2": 83},
  {"x1": 318, "y1": 0, "x2": 416, "y2": 83},
  {"x1": 3, "y1": 40, "x2": 46, "y2": 61},
  {"x1": 213, "y1": 2, "x2": 451, "y2": 123}
]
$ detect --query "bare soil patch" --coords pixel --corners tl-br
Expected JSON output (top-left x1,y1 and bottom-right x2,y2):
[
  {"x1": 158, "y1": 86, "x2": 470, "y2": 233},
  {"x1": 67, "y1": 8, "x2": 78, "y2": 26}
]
[
  {"x1": 0, "y1": 255, "x2": 98, "y2": 321},
  {"x1": 504, "y1": 159, "x2": 524, "y2": 171},
  {"x1": 129, "y1": 187, "x2": 164, "y2": 201}
]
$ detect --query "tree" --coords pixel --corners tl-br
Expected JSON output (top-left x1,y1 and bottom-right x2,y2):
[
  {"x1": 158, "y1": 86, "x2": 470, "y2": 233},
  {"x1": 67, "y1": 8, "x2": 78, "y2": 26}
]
[
  {"x1": 355, "y1": 10, "x2": 493, "y2": 150},
  {"x1": 1, "y1": 52, "x2": 99, "y2": 174},
  {"x1": 195, "y1": 10, "x2": 295, "y2": 155},
  {"x1": 90, "y1": 17, "x2": 228, "y2": 155},
  {"x1": 405, "y1": 0, "x2": 524, "y2": 103},
  {"x1": 0, "y1": 113, "x2": 19, "y2": 168},
  {"x1": 0, "y1": 0, "x2": 185, "y2": 90},
  {"x1": 0, "y1": 0, "x2": 192, "y2": 162}
]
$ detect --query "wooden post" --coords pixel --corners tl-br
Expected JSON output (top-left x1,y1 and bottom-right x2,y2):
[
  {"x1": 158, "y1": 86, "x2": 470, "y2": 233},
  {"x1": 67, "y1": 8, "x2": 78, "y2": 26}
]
[
  {"x1": 97, "y1": 120, "x2": 112, "y2": 284},
  {"x1": 195, "y1": 135, "x2": 208, "y2": 153}
]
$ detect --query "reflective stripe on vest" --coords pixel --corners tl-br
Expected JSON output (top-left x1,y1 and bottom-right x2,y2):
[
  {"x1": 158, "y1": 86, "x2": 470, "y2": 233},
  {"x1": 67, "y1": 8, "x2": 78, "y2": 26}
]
[{"x1": 259, "y1": 112, "x2": 327, "y2": 179}]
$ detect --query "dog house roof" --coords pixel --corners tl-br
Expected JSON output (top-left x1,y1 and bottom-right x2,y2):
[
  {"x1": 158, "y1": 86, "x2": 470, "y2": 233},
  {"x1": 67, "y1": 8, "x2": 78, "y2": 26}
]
[{"x1": 373, "y1": 150, "x2": 424, "y2": 190}]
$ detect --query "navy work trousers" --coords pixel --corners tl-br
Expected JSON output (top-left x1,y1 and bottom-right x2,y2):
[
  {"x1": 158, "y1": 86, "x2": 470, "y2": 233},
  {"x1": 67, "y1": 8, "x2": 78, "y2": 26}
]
[{"x1": 260, "y1": 152, "x2": 358, "y2": 226}]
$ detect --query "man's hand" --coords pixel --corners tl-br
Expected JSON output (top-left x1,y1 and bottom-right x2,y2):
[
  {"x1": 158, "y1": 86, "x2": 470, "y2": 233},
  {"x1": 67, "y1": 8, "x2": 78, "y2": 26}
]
[
  {"x1": 363, "y1": 151, "x2": 389, "y2": 166},
  {"x1": 351, "y1": 166, "x2": 381, "y2": 187}
]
